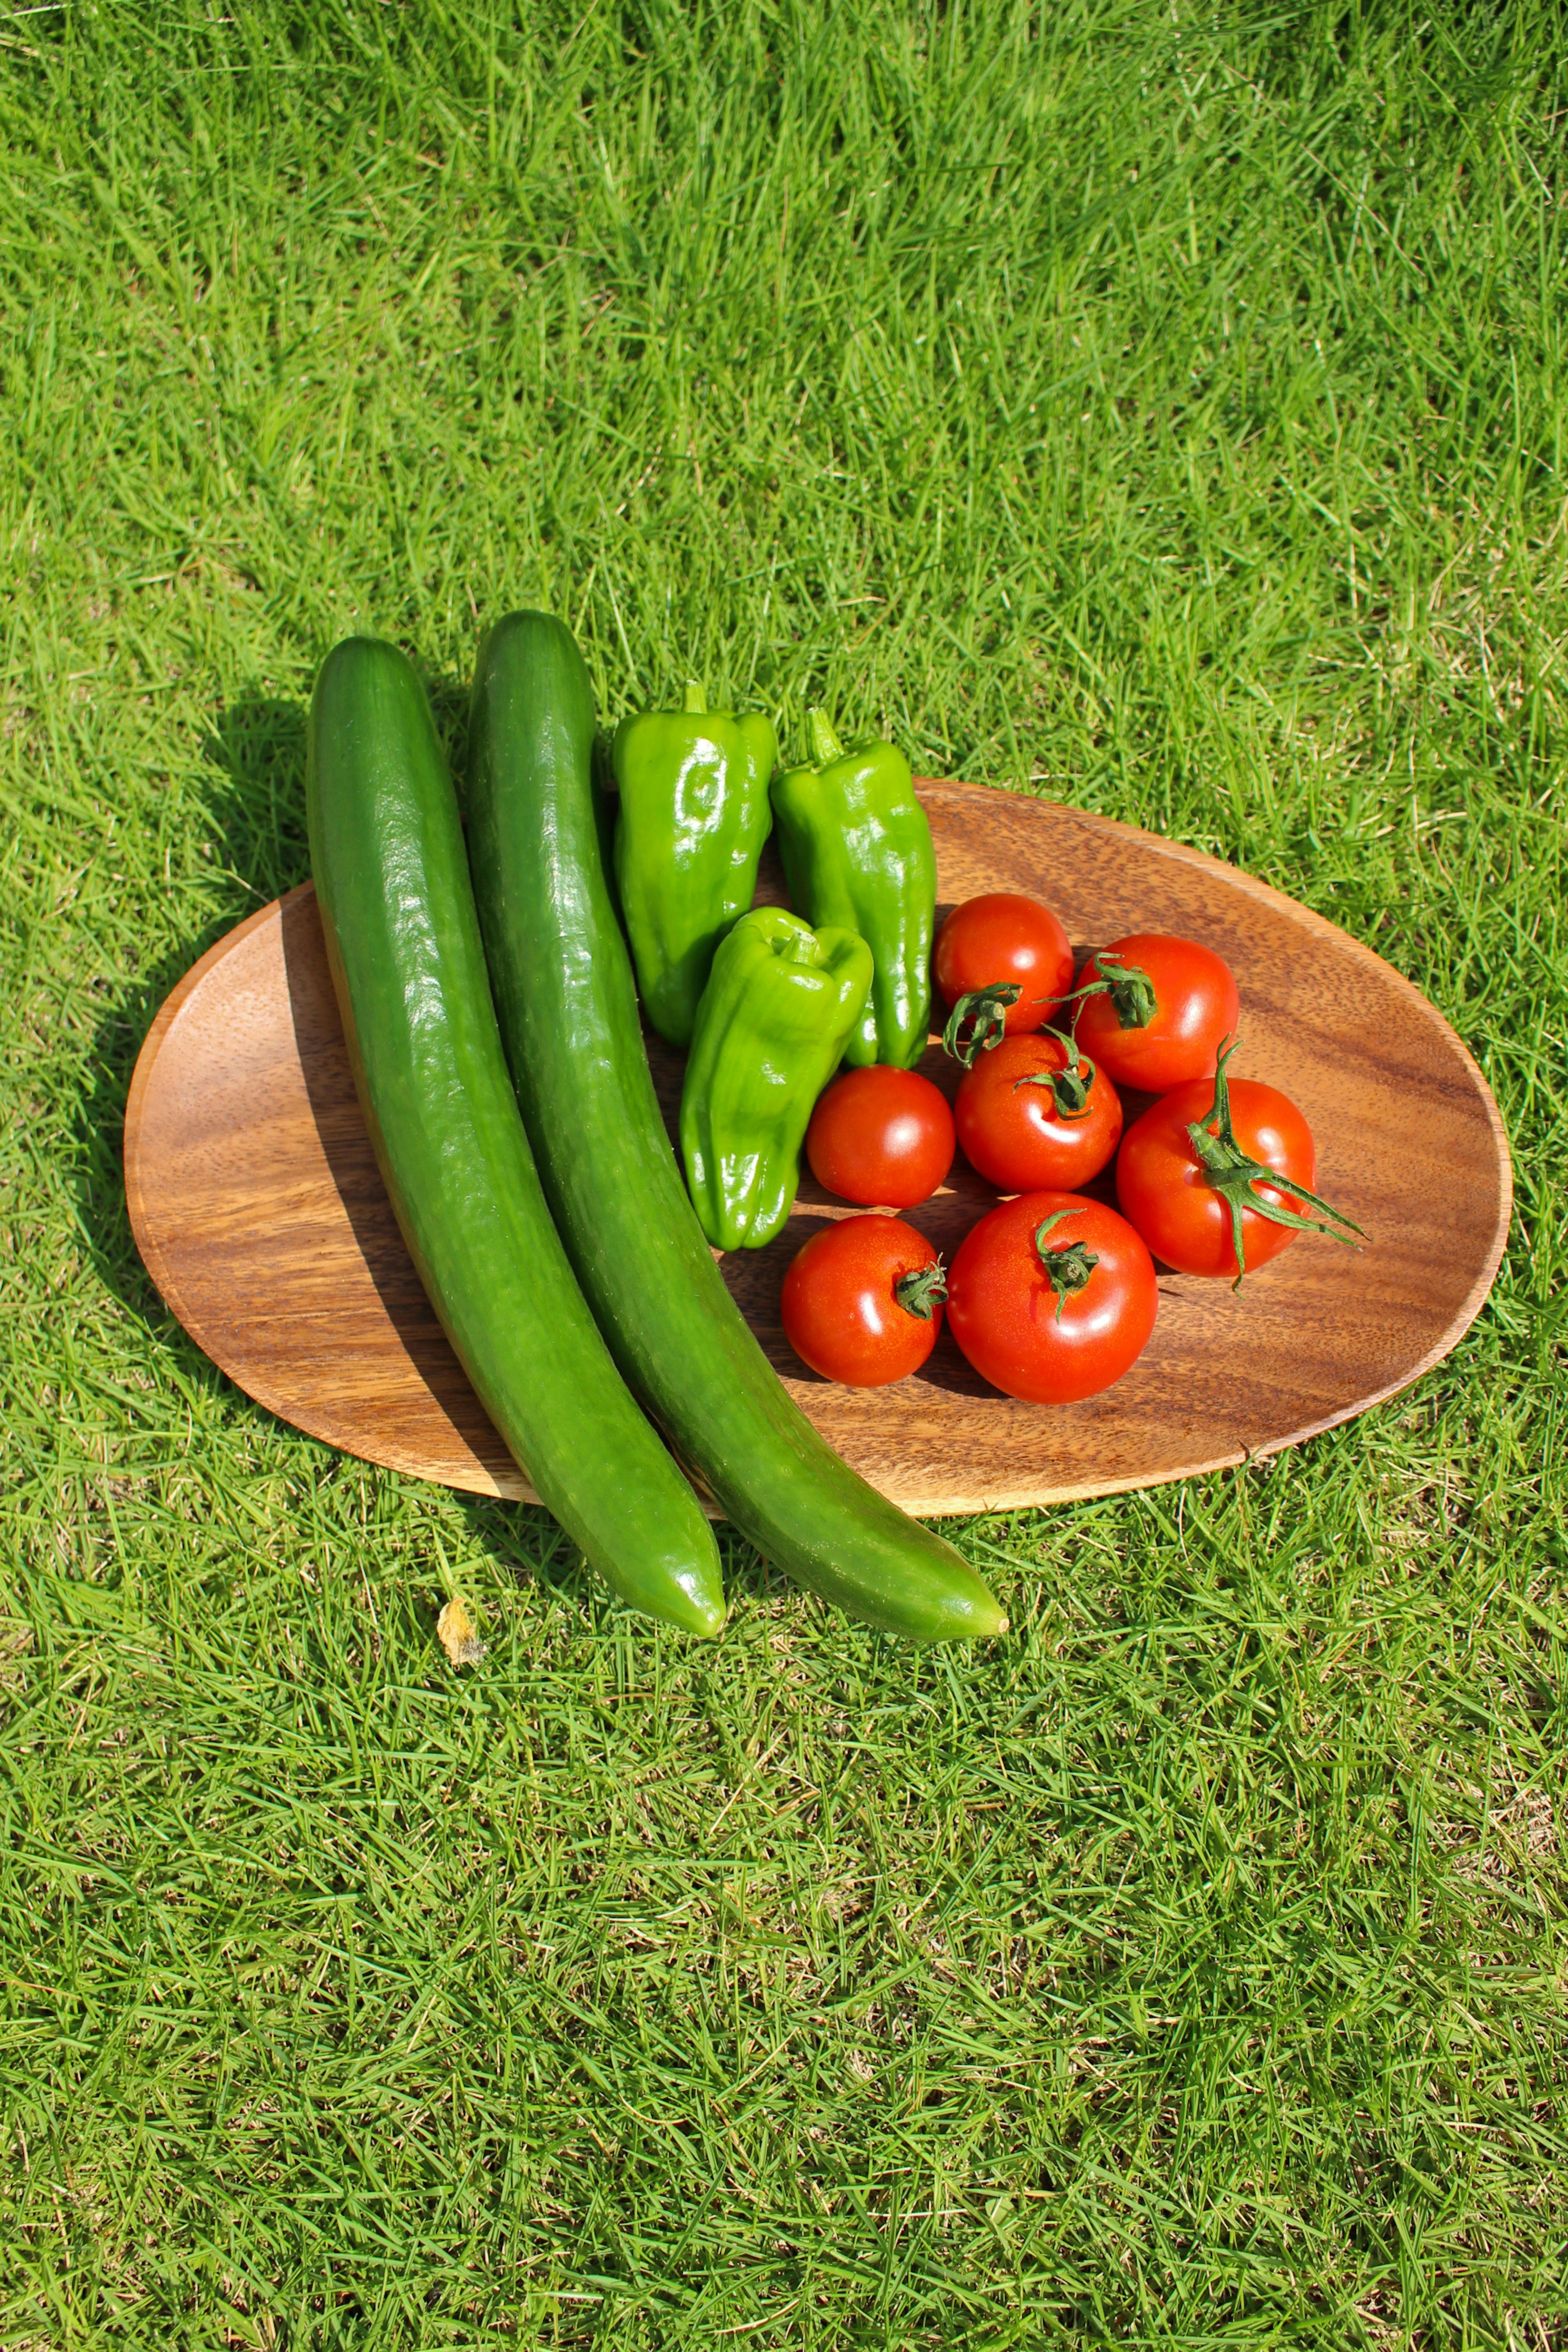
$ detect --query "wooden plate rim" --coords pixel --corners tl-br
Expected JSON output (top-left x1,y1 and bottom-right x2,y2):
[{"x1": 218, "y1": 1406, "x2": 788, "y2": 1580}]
[{"x1": 122, "y1": 785, "x2": 1514, "y2": 1510}]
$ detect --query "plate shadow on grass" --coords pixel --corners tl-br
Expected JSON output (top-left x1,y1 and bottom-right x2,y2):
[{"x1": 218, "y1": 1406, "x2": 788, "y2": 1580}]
[{"x1": 73, "y1": 691, "x2": 316, "y2": 1344}]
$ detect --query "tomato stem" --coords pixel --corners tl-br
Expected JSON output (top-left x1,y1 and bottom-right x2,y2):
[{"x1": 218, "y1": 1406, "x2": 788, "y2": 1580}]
[
  {"x1": 1065, "y1": 951, "x2": 1157, "y2": 1031},
  {"x1": 1012, "y1": 1025, "x2": 1097, "y2": 1120},
  {"x1": 1032, "y1": 1207, "x2": 1100, "y2": 1323},
  {"x1": 894, "y1": 1259, "x2": 948, "y2": 1321},
  {"x1": 1188, "y1": 1036, "x2": 1365, "y2": 1289},
  {"x1": 942, "y1": 983, "x2": 1021, "y2": 1065}
]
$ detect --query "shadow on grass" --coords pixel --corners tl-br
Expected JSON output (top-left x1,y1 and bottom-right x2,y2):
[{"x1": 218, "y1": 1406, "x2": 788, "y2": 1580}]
[{"x1": 72, "y1": 690, "x2": 317, "y2": 1355}]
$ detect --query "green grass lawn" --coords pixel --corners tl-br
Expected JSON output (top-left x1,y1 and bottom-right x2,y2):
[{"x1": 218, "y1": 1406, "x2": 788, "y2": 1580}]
[{"x1": 2, "y1": 2, "x2": 1564, "y2": 2343}]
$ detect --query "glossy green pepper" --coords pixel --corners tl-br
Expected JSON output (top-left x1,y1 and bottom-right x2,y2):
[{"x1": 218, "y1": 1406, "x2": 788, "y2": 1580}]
[
  {"x1": 610, "y1": 683, "x2": 777, "y2": 1046},
  {"x1": 769, "y1": 709, "x2": 936, "y2": 1070},
  {"x1": 680, "y1": 907, "x2": 873, "y2": 1250}
]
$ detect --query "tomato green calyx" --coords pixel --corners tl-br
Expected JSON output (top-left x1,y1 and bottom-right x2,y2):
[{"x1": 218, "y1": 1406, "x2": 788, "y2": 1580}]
[
  {"x1": 894, "y1": 1259, "x2": 948, "y2": 1321},
  {"x1": 1187, "y1": 1036, "x2": 1366, "y2": 1290},
  {"x1": 1032, "y1": 1207, "x2": 1101, "y2": 1323},
  {"x1": 1068, "y1": 951, "x2": 1157, "y2": 1031},
  {"x1": 943, "y1": 983, "x2": 1022, "y2": 1066},
  {"x1": 1013, "y1": 1026, "x2": 1097, "y2": 1120}
]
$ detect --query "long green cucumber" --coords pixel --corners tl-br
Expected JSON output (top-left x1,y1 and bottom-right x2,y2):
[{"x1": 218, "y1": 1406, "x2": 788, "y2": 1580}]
[
  {"x1": 306, "y1": 637, "x2": 725, "y2": 1639},
  {"x1": 465, "y1": 612, "x2": 1007, "y2": 1644}
]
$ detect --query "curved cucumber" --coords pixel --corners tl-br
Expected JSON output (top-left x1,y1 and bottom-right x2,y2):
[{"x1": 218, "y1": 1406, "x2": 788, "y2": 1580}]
[
  {"x1": 306, "y1": 637, "x2": 724, "y2": 1639},
  {"x1": 466, "y1": 612, "x2": 1007, "y2": 1644}
]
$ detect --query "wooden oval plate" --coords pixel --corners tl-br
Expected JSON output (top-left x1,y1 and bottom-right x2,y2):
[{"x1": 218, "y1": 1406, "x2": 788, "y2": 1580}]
[{"x1": 123, "y1": 783, "x2": 1510, "y2": 1516}]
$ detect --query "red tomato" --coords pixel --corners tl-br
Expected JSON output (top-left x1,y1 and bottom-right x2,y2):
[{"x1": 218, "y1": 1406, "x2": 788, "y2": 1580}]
[
  {"x1": 806, "y1": 1066, "x2": 956, "y2": 1207},
  {"x1": 955, "y1": 1030, "x2": 1123, "y2": 1193},
  {"x1": 933, "y1": 893, "x2": 1074, "y2": 1040},
  {"x1": 1116, "y1": 1055, "x2": 1358, "y2": 1281},
  {"x1": 945, "y1": 1190, "x2": 1157, "y2": 1403},
  {"x1": 781, "y1": 1216, "x2": 946, "y2": 1387},
  {"x1": 1073, "y1": 933, "x2": 1240, "y2": 1091}
]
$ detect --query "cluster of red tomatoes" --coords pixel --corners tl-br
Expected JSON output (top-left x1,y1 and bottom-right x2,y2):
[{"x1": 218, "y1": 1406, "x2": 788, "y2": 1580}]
[{"x1": 782, "y1": 893, "x2": 1361, "y2": 1404}]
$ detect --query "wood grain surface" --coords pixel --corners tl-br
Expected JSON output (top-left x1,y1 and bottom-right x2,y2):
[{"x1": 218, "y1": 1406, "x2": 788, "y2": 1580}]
[{"x1": 123, "y1": 783, "x2": 1512, "y2": 1515}]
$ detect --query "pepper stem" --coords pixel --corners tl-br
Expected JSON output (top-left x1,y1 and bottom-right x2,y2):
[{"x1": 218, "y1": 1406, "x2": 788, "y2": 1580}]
[
  {"x1": 942, "y1": 983, "x2": 1022, "y2": 1067},
  {"x1": 683, "y1": 680, "x2": 706, "y2": 714},
  {"x1": 1033, "y1": 1207, "x2": 1100, "y2": 1323},
  {"x1": 1188, "y1": 1036, "x2": 1366, "y2": 1289},
  {"x1": 894, "y1": 1258, "x2": 948, "y2": 1321},
  {"x1": 805, "y1": 707, "x2": 843, "y2": 768},
  {"x1": 1011, "y1": 1026, "x2": 1098, "y2": 1120},
  {"x1": 1063, "y1": 951, "x2": 1158, "y2": 1032}
]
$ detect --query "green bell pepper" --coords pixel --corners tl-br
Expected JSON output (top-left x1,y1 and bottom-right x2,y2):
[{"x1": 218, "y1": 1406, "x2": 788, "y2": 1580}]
[
  {"x1": 610, "y1": 682, "x2": 777, "y2": 1046},
  {"x1": 680, "y1": 907, "x2": 873, "y2": 1251},
  {"x1": 769, "y1": 709, "x2": 936, "y2": 1071}
]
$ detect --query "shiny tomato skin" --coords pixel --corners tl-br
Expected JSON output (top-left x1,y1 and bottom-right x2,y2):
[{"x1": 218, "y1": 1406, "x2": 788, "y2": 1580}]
[
  {"x1": 1116, "y1": 1075, "x2": 1316, "y2": 1278},
  {"x1": 781, "y1": 1216, "x2": 944, "y2": 1387},
  {"x1": 1074, "y1": 933, "x2": 1240, "y2": 1091},
  {"x1": 945, "y1": 1190, "x2": 1157, "y2": 1404},
  {"x1": 955, "y1": 1031, "x2": 1123, "y2": 1193},
  {"x1": 806, "y1": 1066, "x2": 956, "y2": 1207},
  {"x1": 933, "y1": 893, "x2": 1074, "y2": 1034}
]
